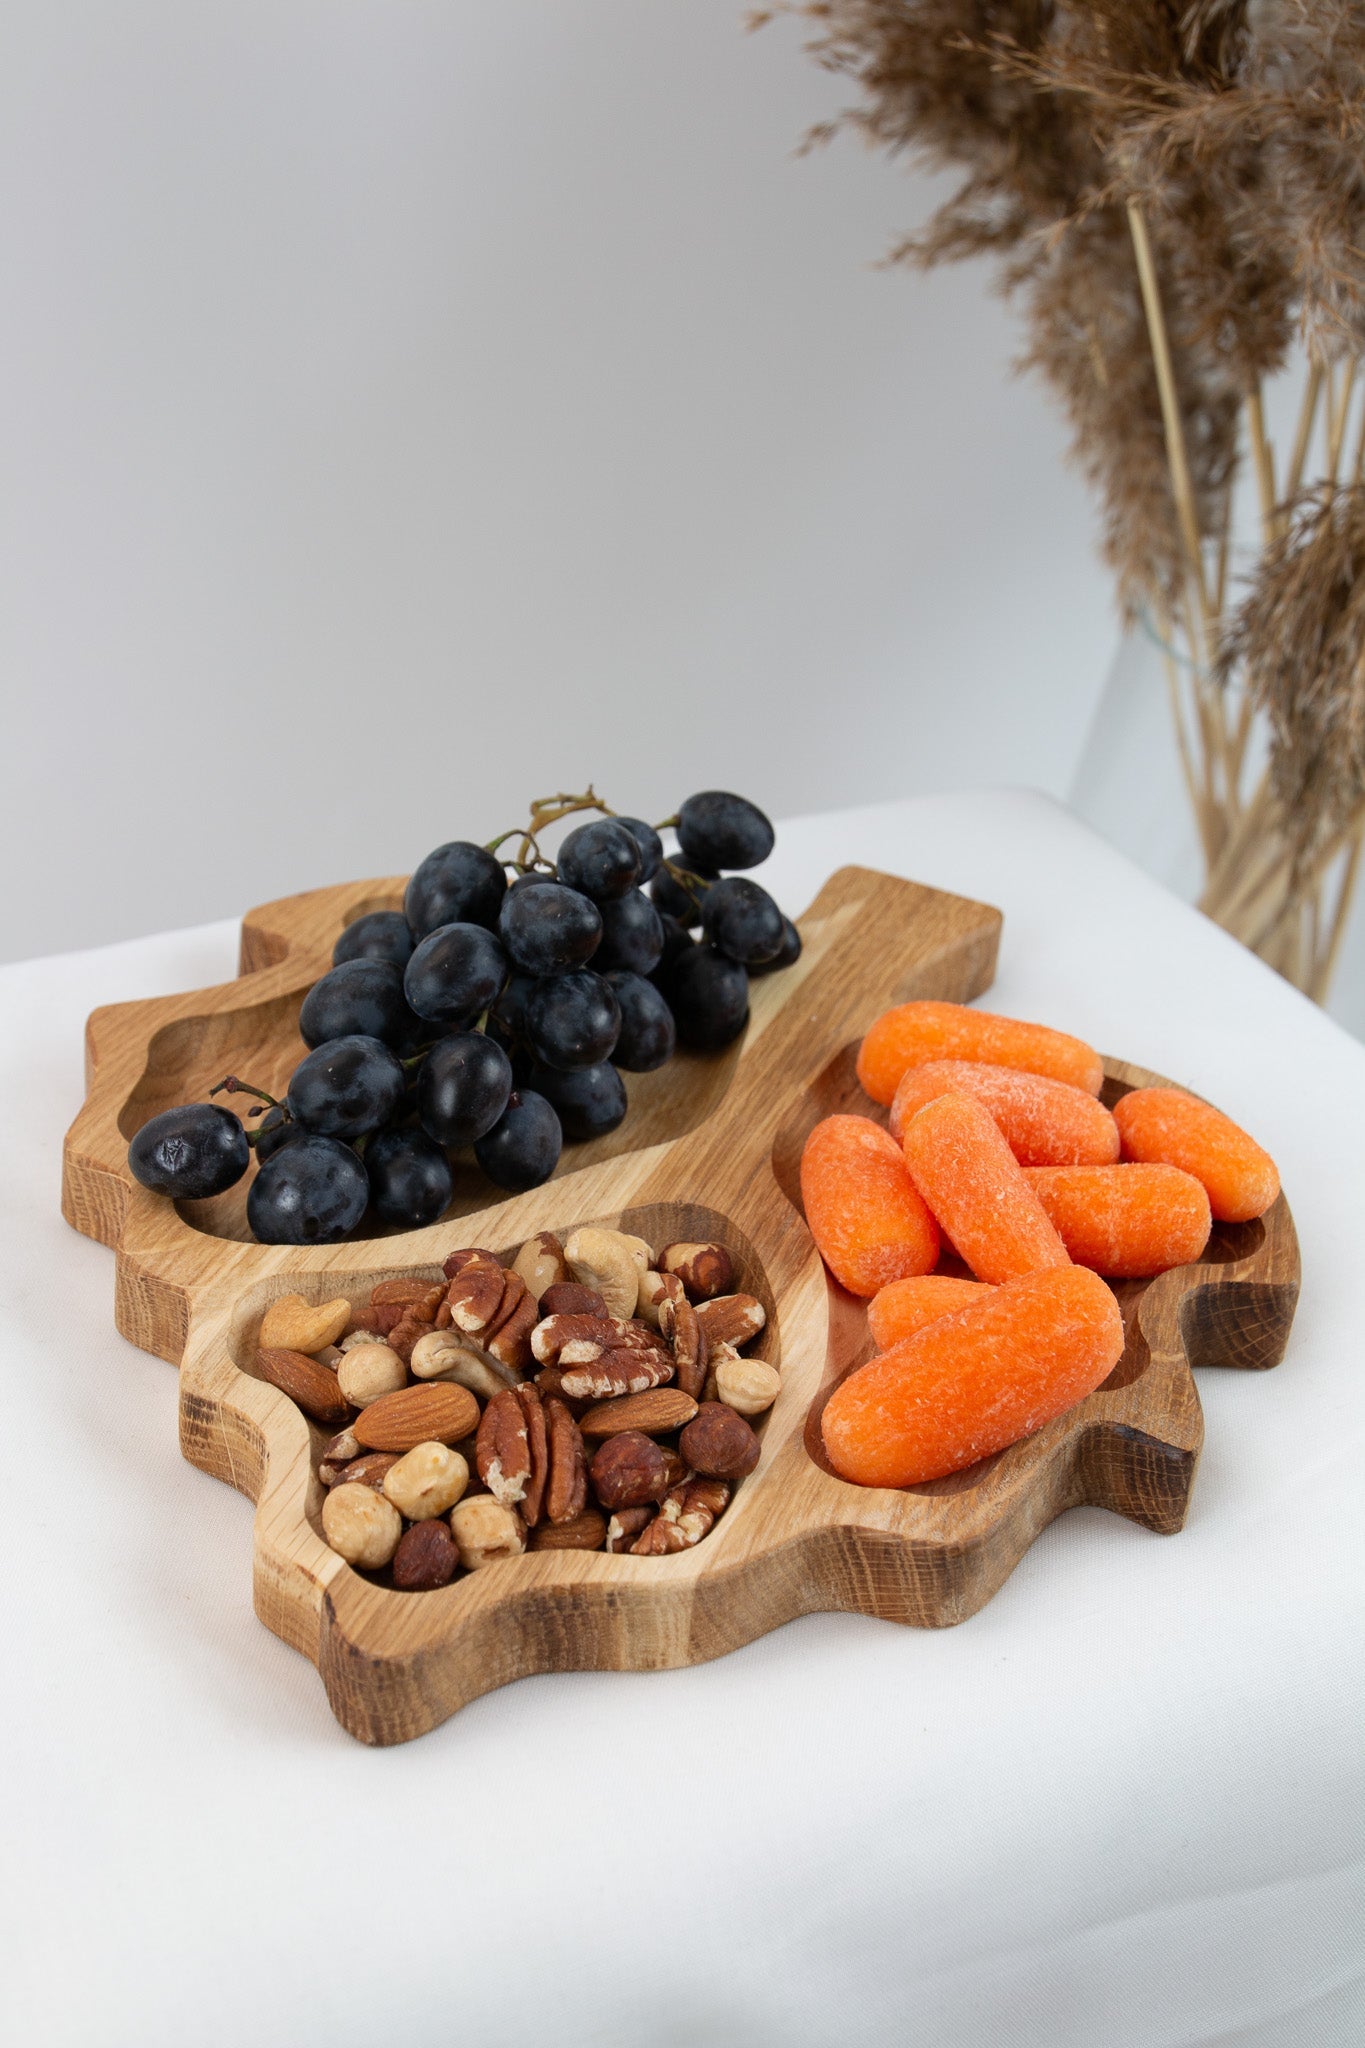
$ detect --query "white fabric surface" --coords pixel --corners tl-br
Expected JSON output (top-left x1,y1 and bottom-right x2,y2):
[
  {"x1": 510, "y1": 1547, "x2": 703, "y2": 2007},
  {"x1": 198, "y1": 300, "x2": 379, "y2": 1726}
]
[{"x1": 2, "y1": 790, "x2": 1361, "y2": 2048}]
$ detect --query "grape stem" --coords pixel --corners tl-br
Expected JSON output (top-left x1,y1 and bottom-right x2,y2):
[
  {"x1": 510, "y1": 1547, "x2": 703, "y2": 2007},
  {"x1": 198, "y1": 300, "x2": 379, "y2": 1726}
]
[
  {"x1": 661, "y1": 858, "x2": 709, "y2": 905},
  {"x1": 210, "y1": 1075, "x2": 278, "y2": 1109},
  {"x1": 515, "y1": 786, "x2": 615, "y2": 868}
]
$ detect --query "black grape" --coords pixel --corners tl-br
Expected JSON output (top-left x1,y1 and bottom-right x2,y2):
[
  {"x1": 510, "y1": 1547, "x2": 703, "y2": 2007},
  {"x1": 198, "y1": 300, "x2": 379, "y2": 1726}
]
[
  {"x1": 286, "y1": 1034, "x2": 406, "y2": 1139},
  {"x1": 614, "y1": 816, "x2": 663, "y2": 884},
  {"x1": 474, "y1": 1089, "x2": 563, "y2": 1191},
  {"x1": 593, "y1": 888, "x2": 664, "y2": 975},
  {"x1": 499, "y1": 882, "x2": 602, "y2": 976},
  {"x1": 365, "y1": 1127, "x2": 454, "y2": 1229},
  {"x1": 748, "y1": 914, "x2": 802, "y2": 977},
  {"x1": 404, "y1": 923, "x2": 507, "y2": 1027},
  {"x1": 605, "y1": 971, "x2": 677, "y2": 1071},
  {"x1": 525, "y1": 971, "x2": 621, "y2": 1072},
  {"x1": 648, "y1": 914, "x2": 696, "y2": 995},
  {"x1": 649, "y1": 864, "x2": 716, "y2": 929},
  {"x1": 332, "y1": 910, "x2": 414, "y2": 970},
  {"x1": 417, "y1": 1031, "x2": 513, "y2": 1146},
  {"x1": 556, "y1": 818, "x2": 642, "y2": 903},
  {"x1": 404, "y1": 840, "x2": 507, "y2": 937},
  {"x1": 300, "y1": 959, "x2": 414, "y2": 1050},
  {"x1": 700, "y1": 877, "x2": 785, "y2": 967},
  {"x1": 676, "y1": 790, "x2": 775, "y2": 871},
  {"x1": 247, "y1": 1135, "x2": 369, "y2": 1244},
  {"x1": 128, "y1": 1103, "x2": 249, "y2": 1199},
  {"x1": 667, "y1": 944, "x2": 750, "y2": 1051},
  {"x1": 254, "y1": 1105, "x2": 305, "y2": 1161},
  {"x1": 528, "y1": 1059, "x2": 627, "y2": 1142},
  {"x1": 484, "y1": 974, "x2": 534, "y2": 1061}
]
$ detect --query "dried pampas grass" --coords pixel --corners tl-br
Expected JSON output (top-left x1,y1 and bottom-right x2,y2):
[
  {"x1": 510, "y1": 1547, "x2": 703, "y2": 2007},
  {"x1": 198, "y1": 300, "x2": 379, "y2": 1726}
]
[{"x1": 760, "y1": 0, "x2": 1365, "y2": 1003}]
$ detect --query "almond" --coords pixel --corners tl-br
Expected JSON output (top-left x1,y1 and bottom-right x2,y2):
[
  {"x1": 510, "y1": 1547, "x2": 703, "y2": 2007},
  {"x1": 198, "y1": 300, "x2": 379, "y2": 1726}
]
[
  {"x1": 352, "y1": 1381, "x2": 479, "y2": 1452},
  {"x1": 259, "y1": 1294, "x2": 352, "y2": 1355},
  {"x1": 578, "y1": 1389, "x2": 699, "y2": 1438},
  {"x1": 255, "y1": 1347, "x2": 351, "y2": 1426}
]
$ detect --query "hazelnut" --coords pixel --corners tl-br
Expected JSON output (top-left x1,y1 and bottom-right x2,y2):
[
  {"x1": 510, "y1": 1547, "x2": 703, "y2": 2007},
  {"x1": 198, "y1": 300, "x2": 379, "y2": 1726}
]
[
  {"x1": 679, "y1": 1402, "x2": 761, "y2": 1480},
  {"x1": 449, "y1": 1495, "x2": 527, "y2": 1569},
  {"x1": 658, "y1": 1242, "x2": 734, "y2": 1301},
  {"x1": 339, "y1": 1326, "x2": 384, "y2": 1352},
  {"x1": 713, "y1": 1355, "x2": 781, "y2": 1417},
  {"x1": 321, "y1": 1483, "x2": 403, "y2": 1569},
  {"x1": 381, "y1": 1441, "x2": 470, "y2": 1521},
  {"x1": 589, "y1": 1431, "x2": 669, "y2": 1510},
  {"x1": 392, "y1": 1520, "x2": 460, "y2": 1591},
  {"x1": 337, "y1": 1342, "x2": 407, "y2": 1407}
]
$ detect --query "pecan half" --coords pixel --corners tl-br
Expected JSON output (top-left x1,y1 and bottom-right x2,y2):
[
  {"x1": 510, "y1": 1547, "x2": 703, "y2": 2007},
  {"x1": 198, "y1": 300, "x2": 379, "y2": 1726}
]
[
  {"x1": 445, "y1": 1251, "x2": 507, "y2": 1334},
  {"x1": 371, "y1": 1278, "x2": 443, "y2": 1312},
  {"x1": 631, "y1": 1475, "x2": 730, "y2": 1555},
  {"x1": 486, "y1": 1286, "x2": 539, "y2": 1373},
  {"x1": 659, "y1": 1293, "x2": 708, "y2": 1402},
  {"x1": 694, "y1": 1293, "x2": 766, "y2": 1351},
  {"x1": 333, "y1": 1451, "x2": 401, "y2": 1491},
  {"x1": 604, "y1": 1505, "x2": 654, "y2": 1553},
  {"x1": 529, "y1": 1507, "x2": 607, "y2": 1551},
  {"x1": 515, "y1": 1382, "x2": 548, "y2": 1528},
  {"x1": 476, "y1": 1387, "x2": 532, "y2": 1507},
  {"x1": 531, "y1": 1311, "x2": 647, "y2": 1364},
  {"x1": 387, "y1": 1310, "x2": 435, "y2": 1364},
  {"x1": 483, "y1": 1270, "x2": 528, "y2": 1343},
  {"x1": 544, "y1": 1395, "x2": 587, "y2": 1524},
  {"x1": 558, "y1": 1350, "x2": 674, "y2": 1401},
  {"x1": 442, "y1": 1246, "x2": 500, "y2": 1280}
]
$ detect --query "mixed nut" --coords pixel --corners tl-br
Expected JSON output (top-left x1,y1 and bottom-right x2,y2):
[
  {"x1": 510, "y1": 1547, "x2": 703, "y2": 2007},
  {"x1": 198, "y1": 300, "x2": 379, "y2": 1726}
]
[{"x1": 251, "y1": 1225, "x2": 776, "y2": 1588}]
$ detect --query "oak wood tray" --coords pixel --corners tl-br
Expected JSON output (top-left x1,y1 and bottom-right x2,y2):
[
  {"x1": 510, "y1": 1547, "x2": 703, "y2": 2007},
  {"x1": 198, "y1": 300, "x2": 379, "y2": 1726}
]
[{"x1": 62, "y1": 865, "x2": 1299, "y2": 1745}]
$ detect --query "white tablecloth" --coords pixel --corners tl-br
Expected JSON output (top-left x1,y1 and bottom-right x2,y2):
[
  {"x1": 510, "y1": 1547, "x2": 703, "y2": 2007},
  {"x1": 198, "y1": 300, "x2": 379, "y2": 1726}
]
[{"x1": 3, "y1": 791, "x2": 1361, "y2": 2048}]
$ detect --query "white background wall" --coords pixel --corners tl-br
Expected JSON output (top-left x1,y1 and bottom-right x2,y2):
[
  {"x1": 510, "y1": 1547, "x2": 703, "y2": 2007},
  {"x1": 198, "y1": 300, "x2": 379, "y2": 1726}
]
[{"x1": 2, "y1": 0, "x2": 1115, "y2": 962}]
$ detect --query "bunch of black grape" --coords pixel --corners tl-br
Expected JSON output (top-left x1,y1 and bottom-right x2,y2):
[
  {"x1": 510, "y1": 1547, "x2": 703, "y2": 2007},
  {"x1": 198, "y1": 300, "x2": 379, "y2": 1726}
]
[{"x1": 127, "y1": 791, "x2": 801, "y2": 1244}]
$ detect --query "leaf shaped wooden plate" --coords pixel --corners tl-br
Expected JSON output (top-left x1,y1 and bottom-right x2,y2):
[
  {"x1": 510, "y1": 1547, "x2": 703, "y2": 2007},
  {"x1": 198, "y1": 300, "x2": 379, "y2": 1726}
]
[{"x1": 62, "y1": 866, "x2": 1297, "y2": 1743}]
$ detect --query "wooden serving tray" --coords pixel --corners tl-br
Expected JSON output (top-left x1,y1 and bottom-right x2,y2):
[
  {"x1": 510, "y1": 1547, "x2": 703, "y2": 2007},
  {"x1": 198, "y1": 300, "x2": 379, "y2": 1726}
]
[{"x1": 62, "y1": 866, "x2": 1298, "y2": 1745}]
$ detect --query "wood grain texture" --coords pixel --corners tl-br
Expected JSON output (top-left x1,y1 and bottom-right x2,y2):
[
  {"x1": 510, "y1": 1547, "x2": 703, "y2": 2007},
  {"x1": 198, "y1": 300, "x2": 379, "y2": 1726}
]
[{"x1": 62, "y1": 865, "x2": 1298, "y2": 1745}]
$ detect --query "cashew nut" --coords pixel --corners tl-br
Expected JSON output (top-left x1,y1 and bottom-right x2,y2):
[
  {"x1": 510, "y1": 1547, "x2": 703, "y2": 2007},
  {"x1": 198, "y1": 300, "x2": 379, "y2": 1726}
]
[
  {"x1": 410, "y1": 1328, "x2": 519, "y2": 1399},
  {"x1": 259, "y1": 1293, "x2": 352, "y2": 1355},
  {"x1": 563, "y1": 1227, "x2": 646, "y2": 1319}
]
